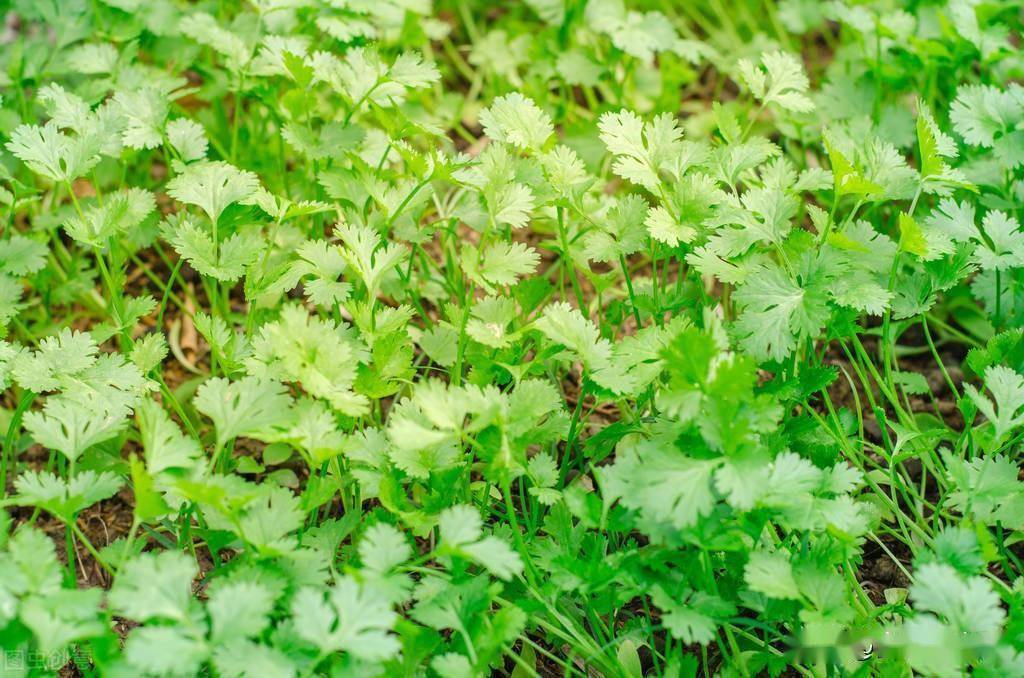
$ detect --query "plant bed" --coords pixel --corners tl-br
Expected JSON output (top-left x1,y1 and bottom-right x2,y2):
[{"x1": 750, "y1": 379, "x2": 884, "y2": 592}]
[{"x1": 0, "y1": 1, "x2": 1022, "y2": 676}]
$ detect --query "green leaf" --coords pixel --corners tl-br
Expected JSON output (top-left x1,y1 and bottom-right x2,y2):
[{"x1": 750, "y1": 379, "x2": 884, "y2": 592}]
[
  {"x1": 193, "y1": 311, "x2": 252, "y2": 374},
  {"x1": 535, "y1": 302, "x2": 636, "y2": 393},
  {"x1": 109, "y1": 550, "x2": 197, "y2": 623},
  {"x1": 0, "y1": 235, "x2": 48, "y2": 276},
  {"x1": 20, "y1": 588, "x2": 106, "y2": 655},
  {"x1": 734, "y1": 264, "x2": 830, "y2": 362},
  {"x1": 964, "y1": 365, "x2": 1024, "y2": 442},
  {"x1": 5, "y1": 122, "x2": 101, "y2": 183},
  {"x1": 462, "y1": 240, "x2": 540, "y2": 290},
  {"x1": 207, "y1": 581, "x2": 275, "y2": 643},
  {"x1": 12, "y1": 329, "x2": 97, "y2": 391},
  {"x1": 23, "y1": 397, "x2": 129, "y2": 463},
  {"x1": 585, "y1": 0, "x2": 690, "y2": 63},
  {"x1": 909, "y1": 562, "x2": 1005, "y2": 645},
  {"x1": 601, "y1": 439, "x2": 719, "y2": 530},
  {"x1": 965, "y1": 329, "x2": 1024, "y2": 376},
  {"x1": 949, "y1": 84, "x2": 1023, "y2": 149},
  {"x1": 235, "y1": 485, "x2": 305, "y2": 556},
  {"x1": 249, "y1": 304, "x2": 367, "y2": 416},
  {"x1": 194, "y1": 376, "x2": 293, "y2": 449},
  {"x1": 438, "y1": 505, "x2": 523, "y2": 580},
  {"x1": 292, "y1": 239, "x2": 352, "y2": 307},
  {"x1": 131, "y1": 332, "x2": 169, "y2": 373},
  {"x1": 130, "y1": 454, "x2": 170, "y2": 522},
  {"x1": 466, "y1": 296, "x2": 519, "y2": 349},
  {"x1": 292, "y1": 576, "x2": 400, "y2": 662},
  {"x1": 943, "y1": 451, "x2": 1024, "y2": 529},
  {"x1": 63, "y1": 188, "x2": 155, "y2": 247},
  {"x1": 180, "y1": 12, "x2": 253, "y2": 70},
  {"x1": 212, "y1": 640, "x2": 295, "y2": 678},
  {"x1": 651, "y1": 587, "x2": 734, "y2": 646},
  {"x1": 1, "y1": 526, "x2": 64, "y2": 597},
  {"x1": 166, "y1": 118, "x2": 209, "y2": 162},
  {"x1": 825, "y1": 137, "x2": 883, "y2": 198},
  {"x1": 738, "y1": 51, "x2": 815, "y2": 113},
  {"x1": 975, "y1": 211, "x2": 1024, "y2": 271},
  {"x1": 599, "y1": 110, "x2": 683, "y2": 190},
  {"x1": 166, "y1": 218, "x2": 264, "y2": 282},
  {"x1": 948, "y1": 1, "x2": 1012, "y2": 58},
  {"x1": 136, "y1": 399, "x2": 202, "y2": 476},
  {"x1": 917, "y1": 105, "x2": 950, "y2": 179},
  {"x1": 480, "y1": 93, "x2": 553, "y2": 151},
  {"x1": 266, "y1": 402, "x2": 338, "y2": 469},
  {"x1": 309, "y1": 47, "x2": 438, "y2": 109},
  {"x1": 431, "y1": 652, "x2": 474, "y2": 678},
  {"x1": 920, "y1": 527, "x2": 985, "y2": 576},
  {"x1": 124, "y1": 626, "x2": 207, "y2": 676},
  {"x1": 417, "y1": 325, "x2": 458, "y2": 366},
  {"x1": 335, "y1": 222, "x2": 408, "y2": 298},
  {"x1": 898, "y1": 212, "x2": 929, "y2": 257},
  {"x1": 166, "y1": 161, "x2": 260, "y2": 224},
  {"x1": 113, "y1": 88, "x2": 168, "y2": 150},
  {"x1": 360, "y1": 523, "x2": 412, "y2": 574},
  {"x1": 744, "y1": 549, "x2": 801, "y2": 599},
  {"x1": 582, "y1": 194, "x2": 649, "y2": 263},
  {"x1": 359, "y1": 523, "x2": 413, "y2": 603}
]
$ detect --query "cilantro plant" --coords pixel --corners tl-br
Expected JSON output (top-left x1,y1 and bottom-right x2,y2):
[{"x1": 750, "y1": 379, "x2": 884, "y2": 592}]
[{"x1": 0, "y1": 0, "x2": 1023, "y2": 676}]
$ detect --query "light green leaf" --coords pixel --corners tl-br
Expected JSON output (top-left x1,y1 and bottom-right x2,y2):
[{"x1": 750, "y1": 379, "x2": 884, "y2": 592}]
[
  {"x1": 744, "y1": 550, "x2": 801, "y2": 599},
  {"x1": 208, "y1": 581, "x2": 275, "y2": 643},
  {"x1": 734, "y1": 264, "x2": 830, "y2": 362},
  {"x1": 738, "y1": 51, "x2": 814, "y2": 113},
  {"x1": 166, "y1": 161, "x2": 260, "y2": 224},
  {"x1": 5, "y1": 122, "x2": 101, "y2": 183},
  {"x1": 480, "y1": 93, "x2": 553, "y2": 151},
  {"x1": 166, "y1": 118, "x2": 209, "y2": 162},
  {"x1": 292, "y1": 576, "x2": 400, "y2": 662},
  {"x1": 124, "y1": 625, "x2": 208, "y2": 676},
  {"x1": 23, "y1": 398, "x2": 130, "y2": 463},
  {"x1": 194, "y1": 376, "x2": 293, "y2": 449},
  {"x1": 438, "y1": 505, "x2": 523, "y2": 580},
  {"x1": 13, "y1": 470, "x2": 122, "y2": 522},
  {"x1": 898, "y1": 212, "x2": 929, "y2": 257},
  {"x1": 110, "y1": 551, "x2": 197, "y2": 623},
  {"x1": 167, "y1": 219, "x2": 264, "y2": 282}
]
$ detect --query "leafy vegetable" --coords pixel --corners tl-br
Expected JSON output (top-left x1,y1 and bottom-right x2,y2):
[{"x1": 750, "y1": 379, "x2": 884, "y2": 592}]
[{"x1": 0, "y1": 1, "x2": 1022, "y2": 676}]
